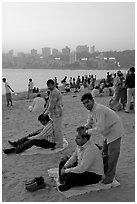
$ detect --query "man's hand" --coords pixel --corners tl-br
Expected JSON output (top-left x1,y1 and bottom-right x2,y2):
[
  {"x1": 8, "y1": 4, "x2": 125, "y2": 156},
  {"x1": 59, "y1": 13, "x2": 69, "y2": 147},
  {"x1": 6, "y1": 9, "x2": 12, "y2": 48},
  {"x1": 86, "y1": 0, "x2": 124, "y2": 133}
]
[{"x1": 61, "y1": 168, "x2": 66, "y2": 175}]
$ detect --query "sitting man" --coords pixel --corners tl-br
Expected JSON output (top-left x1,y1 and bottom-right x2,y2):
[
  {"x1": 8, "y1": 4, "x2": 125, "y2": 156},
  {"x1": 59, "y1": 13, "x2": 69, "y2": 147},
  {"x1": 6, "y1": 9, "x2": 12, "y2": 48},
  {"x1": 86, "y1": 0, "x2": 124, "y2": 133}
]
[
  {"x1": 3, "y1": 114, "x2": 56, "y2": 154},
  {"x1": 58, "y1": 126, "x2": 104, "y2": 192}
]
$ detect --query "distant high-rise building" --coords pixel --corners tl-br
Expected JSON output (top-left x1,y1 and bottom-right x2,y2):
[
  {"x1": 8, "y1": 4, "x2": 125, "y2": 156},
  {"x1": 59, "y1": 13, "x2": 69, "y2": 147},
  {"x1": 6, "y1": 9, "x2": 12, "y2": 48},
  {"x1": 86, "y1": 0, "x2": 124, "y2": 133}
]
[
  {"x1": 70, "y1": 51, "x2": 77, "y2": 63},
  {"x1": 31, "y1": 49, "x2": 37, "y2": 58},
  {"x1": 62, "y1": 46, "x2": 70, "y2": 55},
  {"x1": 7, "y1": 50, "x2": 14, "y2": 63},
  {"x1": 52, "y1": 48, "x2": 59, "y2": 56},
  {"x1": 90, "y1": 45, "x2": 95, "y2": 54},
  {"x1": 42, "y1": 47, "x2": 51, "y2": 58},
  {"x1": 76, "y1": 45, "x2": 89, "y2": 53}
]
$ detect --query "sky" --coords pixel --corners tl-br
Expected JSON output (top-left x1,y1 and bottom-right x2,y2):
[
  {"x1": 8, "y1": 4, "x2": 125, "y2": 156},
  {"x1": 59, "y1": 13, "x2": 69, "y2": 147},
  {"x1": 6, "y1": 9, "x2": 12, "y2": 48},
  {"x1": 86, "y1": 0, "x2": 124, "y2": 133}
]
[{"x1": 2, "y1": 1, "x2": 135, "y2": 54}]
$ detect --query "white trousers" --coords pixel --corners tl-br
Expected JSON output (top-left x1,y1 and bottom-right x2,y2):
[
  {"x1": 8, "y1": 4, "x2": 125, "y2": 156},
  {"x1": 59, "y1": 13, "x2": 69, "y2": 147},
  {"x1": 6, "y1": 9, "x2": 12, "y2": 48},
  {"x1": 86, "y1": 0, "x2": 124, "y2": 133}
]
[
  {"x1": 125, "y1": 88, "x2": 135, "y2": 111},
  {"x1": 52, "y1": 115, "x2": 63, "y2": 148}
]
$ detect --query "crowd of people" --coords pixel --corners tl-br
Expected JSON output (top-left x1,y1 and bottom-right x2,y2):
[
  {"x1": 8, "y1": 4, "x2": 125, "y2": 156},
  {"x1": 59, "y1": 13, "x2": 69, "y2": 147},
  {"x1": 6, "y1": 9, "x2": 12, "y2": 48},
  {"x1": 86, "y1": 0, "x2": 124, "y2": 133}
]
[{"x1": 2, "y1": 66, "x2": 135, "y2": 192}]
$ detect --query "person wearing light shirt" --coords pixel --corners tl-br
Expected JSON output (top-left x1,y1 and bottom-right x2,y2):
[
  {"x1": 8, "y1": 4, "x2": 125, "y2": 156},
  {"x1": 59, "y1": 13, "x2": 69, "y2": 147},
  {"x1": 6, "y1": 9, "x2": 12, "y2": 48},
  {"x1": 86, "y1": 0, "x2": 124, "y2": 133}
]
[
  {"x1": 81, "y1": 92, "x2": 124, "y2": 185},
  {"x1": 2, "y1": 78, "x2": 14, "y2": 106},
  {"x1": 3, "y1": 114, "x2": 55, "y2": 154},
  {"x1": 58, "y1": 126, "x2": 103, "y2": 192},
  {"x1": 29, "y1": 93, "x2": 46, "y2": 115},
  {"x1": 44, "y1": 79, "x2": 63, "y2": 148}
]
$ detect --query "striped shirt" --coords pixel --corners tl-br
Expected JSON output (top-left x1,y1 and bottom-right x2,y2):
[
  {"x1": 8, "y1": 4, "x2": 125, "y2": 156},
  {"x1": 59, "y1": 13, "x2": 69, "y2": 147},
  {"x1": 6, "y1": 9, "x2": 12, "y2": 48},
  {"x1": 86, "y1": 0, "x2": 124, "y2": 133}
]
[{"x1": 32, "y1": 120, "x2": 54, "y2": 142}]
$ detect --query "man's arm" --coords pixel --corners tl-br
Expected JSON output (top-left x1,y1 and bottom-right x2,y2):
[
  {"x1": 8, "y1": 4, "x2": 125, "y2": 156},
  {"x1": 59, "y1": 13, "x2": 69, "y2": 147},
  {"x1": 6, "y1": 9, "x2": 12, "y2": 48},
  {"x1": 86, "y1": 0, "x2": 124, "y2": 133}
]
[
  {"x1": 63, "y1": 151, "x2": 77, "y2": 169},
  {"x1": 44, "y1": 91, "x2": 57, "y2": 114},
  {"x1": 86, "y1": 110, "x2": 105, "y2": 135},
  {"x1": 27, "y1": 127, "x2": 43, "y2": 138},
  {"x1": 65, "y1": 147, "x2": 95, "y2": 174},
  {"x1": 7, "y1": 84, "x2": 14, "y2": 92}
]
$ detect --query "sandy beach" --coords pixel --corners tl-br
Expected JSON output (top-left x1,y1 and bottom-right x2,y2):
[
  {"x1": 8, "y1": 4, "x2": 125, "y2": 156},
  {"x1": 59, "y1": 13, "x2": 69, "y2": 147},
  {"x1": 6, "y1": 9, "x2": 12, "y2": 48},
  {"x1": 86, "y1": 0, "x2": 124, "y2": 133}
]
[{"x1": 2, "y1": 89, "x2": 135, "y2": 202}]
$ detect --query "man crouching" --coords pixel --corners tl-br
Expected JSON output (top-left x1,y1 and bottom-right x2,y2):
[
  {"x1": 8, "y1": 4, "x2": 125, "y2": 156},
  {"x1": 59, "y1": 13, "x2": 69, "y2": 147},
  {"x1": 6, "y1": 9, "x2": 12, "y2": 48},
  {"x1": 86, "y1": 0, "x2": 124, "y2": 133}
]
[{"x1": 58, "y1": 126, "x2": 104, "y2": 192}]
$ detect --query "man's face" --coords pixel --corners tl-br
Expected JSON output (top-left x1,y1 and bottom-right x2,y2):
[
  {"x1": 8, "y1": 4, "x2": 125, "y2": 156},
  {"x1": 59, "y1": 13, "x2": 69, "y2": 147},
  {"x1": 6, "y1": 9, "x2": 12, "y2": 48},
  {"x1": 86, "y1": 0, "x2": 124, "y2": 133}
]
[
  {"x1": 47, "y1": 83, "x2": 54, "y2": 91},
  {"x1": 82, "y1": 99, "x2": 94, "y2": 111},
  {"x1": 75, "y1": 133, "x2": 86, "y2": 146},
  {"x1": 40, "y1": 120, "x2": 48, "y2": 126}
]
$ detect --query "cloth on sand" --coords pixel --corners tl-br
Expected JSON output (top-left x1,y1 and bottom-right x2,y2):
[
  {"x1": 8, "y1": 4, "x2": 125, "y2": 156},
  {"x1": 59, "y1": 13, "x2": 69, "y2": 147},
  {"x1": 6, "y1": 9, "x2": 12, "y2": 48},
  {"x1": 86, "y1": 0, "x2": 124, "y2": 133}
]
[
  {"x1": 21, "y1": 138, "x2": 68, "y2": 156},
  {"x1": 48, "y1": 168, "x2": 120, "y2": 198}
]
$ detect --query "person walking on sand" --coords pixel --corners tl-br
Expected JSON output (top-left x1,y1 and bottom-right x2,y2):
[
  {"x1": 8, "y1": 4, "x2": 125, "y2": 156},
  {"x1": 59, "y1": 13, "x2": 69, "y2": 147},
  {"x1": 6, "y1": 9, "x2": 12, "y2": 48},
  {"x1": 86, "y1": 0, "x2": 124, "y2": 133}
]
[
  {"x1": 44, "y1": 79, "x2": 63, "y2": 148},
  {"x1": 58, "y1": 126, "x2": 104, "y2": 192},
  {"x1": 3, "y1": 114, "x2": 56, "y2": 154},
  {"x1": 81, "y1": 92, "x2": 124, "y2": 187},
  {"x1": 2, "y1": 78, "x2": 14, "y2": 106},
  {"x1": 27, "y1": 78, "x2": 34, "y2": 99},
  {"x1": 125, "y1": 67, "x2": 135, "y2": 113}
]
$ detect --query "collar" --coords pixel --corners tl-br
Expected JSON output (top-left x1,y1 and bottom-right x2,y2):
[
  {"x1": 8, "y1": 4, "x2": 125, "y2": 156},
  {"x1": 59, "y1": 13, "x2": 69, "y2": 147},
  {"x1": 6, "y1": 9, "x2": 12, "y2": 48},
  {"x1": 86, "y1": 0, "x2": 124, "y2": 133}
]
[{"x1": 78, "y1": 140, "x2": 91, "y2": 151}]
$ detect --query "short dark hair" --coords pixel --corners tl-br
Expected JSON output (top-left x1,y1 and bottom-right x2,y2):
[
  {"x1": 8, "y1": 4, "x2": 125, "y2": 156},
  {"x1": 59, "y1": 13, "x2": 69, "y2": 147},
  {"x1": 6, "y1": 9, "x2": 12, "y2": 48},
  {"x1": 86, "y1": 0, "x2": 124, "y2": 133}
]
[
  {"x1": 47, "y1": 79, "x2": 54, "y2": 85},
  {"x1": 2, "y1": 78, "x2": 6, "y2": 82},
  {"x1": 38, "y1": 114, "x2": 50, "y2": 122},
  {"x1": 29, "y1": 78, "x2": 32, "y2": 81},
  {"x1": 81, "y1": 93, "x2": 93, "y2": 102},
  {"x1": 77, "y1": 126, "x2": 91, "y2": 141},
  {"x1": 37, "y1": 93, "x2": 41, "y2": 97},
  {"x1": 129, "y1": 67, "x2": 135, "y2": 73}
]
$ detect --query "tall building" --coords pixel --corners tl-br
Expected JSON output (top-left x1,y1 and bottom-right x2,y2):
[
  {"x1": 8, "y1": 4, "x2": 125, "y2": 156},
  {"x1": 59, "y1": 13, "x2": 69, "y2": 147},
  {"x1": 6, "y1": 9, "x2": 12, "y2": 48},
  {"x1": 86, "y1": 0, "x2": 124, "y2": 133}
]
[
  {"x1": 76, "y1": 45, "x2": 89, "y2": 53},
  {"x1": 42, "y1": 47, "x2": 51, "y2": 58},
  {"x1": 62, "y1": 46, "x2": 70, "y2": 55},
  {"x1": 90, "y1": 45, "x2": 95, "y2": 54},
  {"x1": 31, "y1": 49, "x2": 38, "y2": 58},
  {"x1": 52, "y1": 48, "x2": 59, "y2": 56},
  {"x1": 70, "y1": 51, "x2": 77, "y2": 63}
]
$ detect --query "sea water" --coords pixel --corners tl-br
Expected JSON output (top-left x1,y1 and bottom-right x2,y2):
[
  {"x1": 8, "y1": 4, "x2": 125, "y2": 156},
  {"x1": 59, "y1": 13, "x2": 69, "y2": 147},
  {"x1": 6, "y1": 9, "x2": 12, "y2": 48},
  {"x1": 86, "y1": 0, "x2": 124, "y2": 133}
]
[{"x1": 2, "y1": 68, "x2": 127, "y2": 94}]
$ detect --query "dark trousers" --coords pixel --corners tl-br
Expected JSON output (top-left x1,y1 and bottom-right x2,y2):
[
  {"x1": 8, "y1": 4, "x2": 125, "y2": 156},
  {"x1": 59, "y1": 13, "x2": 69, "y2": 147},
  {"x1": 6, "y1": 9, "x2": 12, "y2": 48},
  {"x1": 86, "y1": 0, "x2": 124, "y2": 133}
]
[
  {"x1": 102, "y1": 137, "x2": 121, "y2": 183},
  {"x1": 15, "y1": 137, "x2": 56, "y2": 153},
  {"x1": 59, "y1": 157, "x2": 102, "y2": 188}
]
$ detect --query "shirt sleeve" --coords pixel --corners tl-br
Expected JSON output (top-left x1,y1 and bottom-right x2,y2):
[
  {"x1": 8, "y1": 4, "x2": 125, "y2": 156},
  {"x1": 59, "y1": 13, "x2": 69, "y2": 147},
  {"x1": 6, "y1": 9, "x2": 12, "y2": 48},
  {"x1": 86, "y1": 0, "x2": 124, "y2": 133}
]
[
  {"x1": 65, "y1": 147, "x2": 95, "y2": 174},
  {"x1": 85, "y1": 112, "x2": 94, "y2": 129},
  {"x1": 33, "y1": 121, "x2": 53, "y2": 140},
  {"x1": 86, "y1": 110, "x2": 105, "y2": 135},
  {"x1": 64, "y1": 150, "x2": 77, "y2": 168}
]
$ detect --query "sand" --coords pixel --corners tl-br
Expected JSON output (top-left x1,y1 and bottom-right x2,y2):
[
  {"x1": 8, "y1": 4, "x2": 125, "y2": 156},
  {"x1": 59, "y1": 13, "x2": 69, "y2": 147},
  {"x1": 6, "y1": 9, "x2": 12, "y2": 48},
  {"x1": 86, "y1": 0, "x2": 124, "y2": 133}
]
[{"x1": 2, "y1": 89, "x2": 135, "y2": 202}]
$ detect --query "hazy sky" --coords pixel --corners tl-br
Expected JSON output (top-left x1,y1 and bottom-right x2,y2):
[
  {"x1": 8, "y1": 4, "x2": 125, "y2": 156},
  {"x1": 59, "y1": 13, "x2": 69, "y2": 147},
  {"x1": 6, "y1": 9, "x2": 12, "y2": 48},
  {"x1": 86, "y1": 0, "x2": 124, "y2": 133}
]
[{"x1": 2, "y1": 2, "x2": 135, "y2": 54}]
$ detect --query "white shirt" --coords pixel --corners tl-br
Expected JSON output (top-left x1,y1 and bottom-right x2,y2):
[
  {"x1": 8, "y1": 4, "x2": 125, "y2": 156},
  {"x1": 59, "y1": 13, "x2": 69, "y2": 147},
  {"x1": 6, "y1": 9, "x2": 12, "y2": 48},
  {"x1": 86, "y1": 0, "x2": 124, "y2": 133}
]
[
  {"x1": 64, "y1": 140, "x2": 104, "y2": 175},
  {"x1": 31, "y1": 97, "x2": 45, "y2": 113},
  {"x1": 86, "y1": 102, "x2": 124, "y2": 143},
  {"x1": 5, "y1": 82, "x2": 11, "y2": 93}
]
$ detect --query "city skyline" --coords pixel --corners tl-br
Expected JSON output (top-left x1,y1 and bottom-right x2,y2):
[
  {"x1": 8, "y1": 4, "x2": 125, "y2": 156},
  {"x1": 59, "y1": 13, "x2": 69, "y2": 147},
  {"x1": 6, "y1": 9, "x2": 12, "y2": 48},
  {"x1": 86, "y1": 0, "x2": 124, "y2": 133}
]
[{"x1": 2, "y1": 2, "x2": 135, "y2": 54}]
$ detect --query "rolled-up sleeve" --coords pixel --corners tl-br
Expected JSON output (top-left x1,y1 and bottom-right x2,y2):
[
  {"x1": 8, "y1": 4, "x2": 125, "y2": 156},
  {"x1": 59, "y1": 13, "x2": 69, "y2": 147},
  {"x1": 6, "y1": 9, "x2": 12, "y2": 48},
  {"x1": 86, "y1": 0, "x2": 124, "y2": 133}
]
[
  {"x1": 86, "y1": 110, "x2": 105, "y2": 135},
  {"x1": 65, "y1": 148, "x2": 95, "y2": 174}
]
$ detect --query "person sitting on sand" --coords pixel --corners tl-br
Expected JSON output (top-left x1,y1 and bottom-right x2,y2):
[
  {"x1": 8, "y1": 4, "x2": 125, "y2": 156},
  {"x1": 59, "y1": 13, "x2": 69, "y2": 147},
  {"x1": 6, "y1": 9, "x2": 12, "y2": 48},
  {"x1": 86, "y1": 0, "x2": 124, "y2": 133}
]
[
  {"x1": 28, "y1": 93, "x2": 46, "y2": 115},
  {"x1": 3, "y1": 114, "x2": 56, "y2": 154},
  {"x1": 58, "y1": 126, "x2": 104, "y2": 192}
]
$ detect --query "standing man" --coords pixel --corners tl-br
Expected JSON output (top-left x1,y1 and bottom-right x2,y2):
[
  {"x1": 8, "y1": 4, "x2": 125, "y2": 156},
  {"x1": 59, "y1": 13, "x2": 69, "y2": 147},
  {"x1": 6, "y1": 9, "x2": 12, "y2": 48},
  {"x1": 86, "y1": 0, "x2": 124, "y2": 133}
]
[
  {"x1": 44, "y1": 79, "x2": 63, "y2": 148},
  {"x1": 81, "y1": 93, "x2": 124, "y2": 187},
  {"x1": 2, "y1": 78, "x2": 14, "y2": 106},
  {"x1": 125, "y1": 67, "x2": 135, "y2": 113},
  {"x1": 27, "y1": 78, "x2": 34, "y2": 99}
]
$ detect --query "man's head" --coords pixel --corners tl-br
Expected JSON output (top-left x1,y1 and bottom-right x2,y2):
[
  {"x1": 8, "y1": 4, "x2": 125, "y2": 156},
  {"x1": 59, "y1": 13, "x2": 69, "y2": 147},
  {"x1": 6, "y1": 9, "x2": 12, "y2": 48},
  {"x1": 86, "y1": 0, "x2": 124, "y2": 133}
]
[
  {"x1": 29, "y1": 78, "x2": 32, "y2": 82},
  {"x1": 47, "y1": 79, "x2": 55, "y2": 91},
  {"x1": 2, "y1": 78, "x2": 6, "y2": 83},
  {"x1": 38, "y1": 114, "x2": 50, "y2": 125},
  {"x1": 75, "y1": 126, "x2": 91, "y2": 146},
  {"x1": 129, "y1": 67, "x2": 135, "y2": 73},
  {"x1": 81, "y1": 93, "x2": 94, "y2": 111}
]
